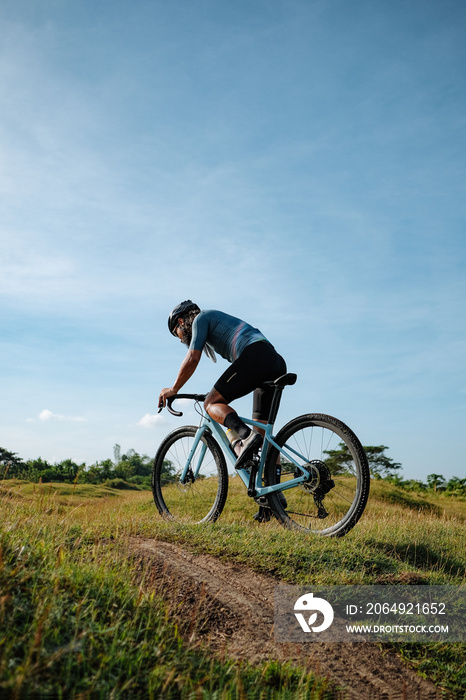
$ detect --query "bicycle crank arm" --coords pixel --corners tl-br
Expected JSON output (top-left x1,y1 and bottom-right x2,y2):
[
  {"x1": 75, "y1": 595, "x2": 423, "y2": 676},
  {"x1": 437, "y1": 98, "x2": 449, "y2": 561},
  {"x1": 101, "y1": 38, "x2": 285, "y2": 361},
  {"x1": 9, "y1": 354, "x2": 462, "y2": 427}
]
[{"x1": 247, "y1": 461, "x2": 258, "y2": 498}]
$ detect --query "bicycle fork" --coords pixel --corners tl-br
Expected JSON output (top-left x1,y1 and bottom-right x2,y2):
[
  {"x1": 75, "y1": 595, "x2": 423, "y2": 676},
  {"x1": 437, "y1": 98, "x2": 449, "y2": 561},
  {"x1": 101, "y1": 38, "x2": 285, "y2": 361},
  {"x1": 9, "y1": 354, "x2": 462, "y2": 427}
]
[{"x1": 179, "y1": 425, "x2": 209, "y2": 484}]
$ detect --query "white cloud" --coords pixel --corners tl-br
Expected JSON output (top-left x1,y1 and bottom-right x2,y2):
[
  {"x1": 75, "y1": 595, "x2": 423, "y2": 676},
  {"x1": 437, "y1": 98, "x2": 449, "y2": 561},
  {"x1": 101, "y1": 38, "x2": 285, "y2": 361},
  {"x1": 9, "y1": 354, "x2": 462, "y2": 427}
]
[
  {"x1": 138, "y1": 413, "x2": 165, "y2": 428},
  {"x1": 38, "y1": 409, "x2": 86, "y2": 423},
  {"x1": 39, "y1": 409, "x2": 54, "y2": 421}
]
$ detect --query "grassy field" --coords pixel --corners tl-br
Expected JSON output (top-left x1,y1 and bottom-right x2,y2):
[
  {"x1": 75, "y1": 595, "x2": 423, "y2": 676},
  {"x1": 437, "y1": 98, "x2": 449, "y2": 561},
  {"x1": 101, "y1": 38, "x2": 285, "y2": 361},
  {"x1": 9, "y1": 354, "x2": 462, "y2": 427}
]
[{"x1": 0, "y1": 477, "x2": 465, "y2": 698}]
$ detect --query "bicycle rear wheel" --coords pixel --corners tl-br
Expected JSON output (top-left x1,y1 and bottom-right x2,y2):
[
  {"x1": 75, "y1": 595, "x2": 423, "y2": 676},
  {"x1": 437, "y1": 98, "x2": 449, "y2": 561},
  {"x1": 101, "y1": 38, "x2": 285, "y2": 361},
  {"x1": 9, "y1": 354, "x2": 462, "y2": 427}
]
[
  {"x1": 152, "y1": 426, "x2": 228, "y2": 524},
  {"x1": 264, "y1": 414, "x2": 370, "y2": 536}
]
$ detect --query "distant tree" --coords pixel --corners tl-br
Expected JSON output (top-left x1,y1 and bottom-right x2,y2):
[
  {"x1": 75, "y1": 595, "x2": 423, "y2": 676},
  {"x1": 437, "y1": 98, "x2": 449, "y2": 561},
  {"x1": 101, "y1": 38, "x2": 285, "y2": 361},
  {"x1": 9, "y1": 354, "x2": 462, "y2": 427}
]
[
  {"x1": 384, "y1": 473, "x2": 404, "y2": 487},
  {"x1": 399, "y1": 479, "x2": 427, "y2": 492},
  {"x1": 114, "y1": 460, "x2": 135, "y2": 481},
  {"x1": 25, "y1": 457, "x2": 53, "y2": 482},
  {"x1": 112, "y1": 450, "x2": 152, "y2": 482},
  {"x1": 364, "y1": 446, "x2": 402, "y2": 478},
  {"x1": 324, "y1": 444, "x2": 402, "y2": 478},
  {"x1": 57, "y1": 459, "x2": 82, "y2": 482},
  {"x1": 426, "y1": 473, "x2": 446, "y2": 492},
  {"x1": 0, "y1": 447, "x2": 26, "y2": 478},
  {"x1": 81, "y1": 463, "x2": 102, "y2": 484},
  {"x1": 120, "y1": 450, "x2": 152, "y2": 477},
  {"x1": 98, "y1": 459, "x2": 115, "y2": 480},
  {"x1": 160, "y1": 459, "x2": 176, "y2": 484},
  {"x1": 113, "y1": 444, "x2": 121, "y2": 465},
  {"x1": 0, "y1": 447, "x2": 22, "y2": 465},
  {"x1": 445, "y1": 476, "x2": 466, "y2": 496}
]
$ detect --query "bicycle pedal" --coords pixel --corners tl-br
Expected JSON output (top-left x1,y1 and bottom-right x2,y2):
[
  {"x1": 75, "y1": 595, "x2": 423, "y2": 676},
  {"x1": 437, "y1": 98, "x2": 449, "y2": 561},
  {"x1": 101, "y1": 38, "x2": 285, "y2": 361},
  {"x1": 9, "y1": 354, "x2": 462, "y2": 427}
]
[{"x1": 253, "y1": 506, "x2": 271, "y2": 523}]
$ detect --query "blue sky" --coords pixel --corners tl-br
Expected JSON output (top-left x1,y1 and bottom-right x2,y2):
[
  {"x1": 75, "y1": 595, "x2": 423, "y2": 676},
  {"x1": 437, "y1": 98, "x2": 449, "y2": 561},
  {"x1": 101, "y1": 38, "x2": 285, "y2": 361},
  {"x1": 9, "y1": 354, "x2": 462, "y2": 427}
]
[{"x1": 1, "y1": 0, "x2": 465, "y2": 480}]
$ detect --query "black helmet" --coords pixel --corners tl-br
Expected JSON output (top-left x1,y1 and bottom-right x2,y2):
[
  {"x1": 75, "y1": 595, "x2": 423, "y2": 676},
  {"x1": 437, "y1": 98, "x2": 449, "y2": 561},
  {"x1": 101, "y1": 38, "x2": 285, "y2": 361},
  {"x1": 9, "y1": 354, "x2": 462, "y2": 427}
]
[{"x1": 168, "y1": 300, "x2": 200, "y2": 336}]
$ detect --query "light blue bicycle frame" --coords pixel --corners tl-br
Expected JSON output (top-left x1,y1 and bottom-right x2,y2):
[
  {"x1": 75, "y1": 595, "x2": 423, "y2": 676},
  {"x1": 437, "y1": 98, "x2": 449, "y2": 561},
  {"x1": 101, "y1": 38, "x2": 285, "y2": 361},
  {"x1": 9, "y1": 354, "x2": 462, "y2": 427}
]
[{"x1": 179, "y1": 410, "x2": 311, "y2": 497}]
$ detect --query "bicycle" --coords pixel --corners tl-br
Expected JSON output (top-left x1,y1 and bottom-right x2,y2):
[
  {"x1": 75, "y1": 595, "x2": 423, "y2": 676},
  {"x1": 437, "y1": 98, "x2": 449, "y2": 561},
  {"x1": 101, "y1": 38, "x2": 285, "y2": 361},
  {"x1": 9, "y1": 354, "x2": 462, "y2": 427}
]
[{"x1": 152, "y1": 373, "x2": 370, "y2": 536}]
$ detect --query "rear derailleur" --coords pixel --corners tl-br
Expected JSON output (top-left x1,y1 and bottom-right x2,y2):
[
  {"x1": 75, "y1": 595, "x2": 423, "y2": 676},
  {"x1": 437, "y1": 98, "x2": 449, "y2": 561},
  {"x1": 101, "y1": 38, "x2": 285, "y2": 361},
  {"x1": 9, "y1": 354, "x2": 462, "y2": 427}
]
[{"x1": 300, "y1": 460, "x2": 335, "y2": 519}]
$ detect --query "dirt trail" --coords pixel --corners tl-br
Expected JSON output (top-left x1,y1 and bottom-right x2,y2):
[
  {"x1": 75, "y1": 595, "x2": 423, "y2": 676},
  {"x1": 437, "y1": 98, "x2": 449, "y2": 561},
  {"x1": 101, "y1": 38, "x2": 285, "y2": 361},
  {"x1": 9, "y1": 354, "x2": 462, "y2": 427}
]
[{"x1": 128, "y1": 537, "x2": 445, "y2": 700}]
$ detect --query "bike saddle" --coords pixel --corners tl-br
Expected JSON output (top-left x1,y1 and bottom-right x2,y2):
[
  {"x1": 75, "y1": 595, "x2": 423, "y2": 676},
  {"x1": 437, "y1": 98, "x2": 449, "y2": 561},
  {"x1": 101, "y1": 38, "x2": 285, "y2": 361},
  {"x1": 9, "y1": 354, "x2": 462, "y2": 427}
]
[{"x1": 263, "y1": 373, "x2": 297, "y2": 388}]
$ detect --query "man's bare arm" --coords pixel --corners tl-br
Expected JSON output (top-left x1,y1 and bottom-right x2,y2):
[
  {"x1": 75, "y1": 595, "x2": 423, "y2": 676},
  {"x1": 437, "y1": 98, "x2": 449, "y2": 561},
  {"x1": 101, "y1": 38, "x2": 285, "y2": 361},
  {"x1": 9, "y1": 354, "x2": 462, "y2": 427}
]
[{"x1": 158, "y1": 349, "x2": 202, "y2": 408}]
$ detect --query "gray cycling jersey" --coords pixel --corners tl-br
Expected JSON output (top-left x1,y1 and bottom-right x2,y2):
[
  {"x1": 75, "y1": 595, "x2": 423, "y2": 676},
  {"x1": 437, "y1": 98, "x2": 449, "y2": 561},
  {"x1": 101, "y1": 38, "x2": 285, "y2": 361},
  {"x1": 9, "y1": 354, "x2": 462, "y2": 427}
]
[{"x1": 190, "y1": 310, "x2": 268, "y2": 363}]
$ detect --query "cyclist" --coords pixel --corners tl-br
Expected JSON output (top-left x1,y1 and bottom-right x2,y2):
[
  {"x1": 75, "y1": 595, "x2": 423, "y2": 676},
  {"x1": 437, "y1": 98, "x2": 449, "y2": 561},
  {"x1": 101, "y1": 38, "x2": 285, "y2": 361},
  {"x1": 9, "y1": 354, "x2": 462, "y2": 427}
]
[{"x1": 158, "y1": 300, "x2": 287, "y2": 470}]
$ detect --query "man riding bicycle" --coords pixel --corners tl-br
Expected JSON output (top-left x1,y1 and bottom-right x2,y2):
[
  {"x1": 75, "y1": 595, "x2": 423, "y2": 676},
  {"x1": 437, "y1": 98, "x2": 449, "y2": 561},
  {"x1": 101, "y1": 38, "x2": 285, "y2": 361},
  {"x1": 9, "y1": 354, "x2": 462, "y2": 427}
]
[{"x1": 158, "y1": 300, "x2": 287, "y2": 470}]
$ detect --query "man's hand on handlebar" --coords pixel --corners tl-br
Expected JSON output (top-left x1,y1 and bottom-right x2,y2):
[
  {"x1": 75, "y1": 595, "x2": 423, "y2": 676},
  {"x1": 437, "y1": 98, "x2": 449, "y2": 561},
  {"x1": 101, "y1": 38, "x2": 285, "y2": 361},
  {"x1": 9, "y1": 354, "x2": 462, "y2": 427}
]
[
  {"x1": 158, "y1": 387, "x2": 178, "y2": 412},
  {"x1": 157, "y1": 392, "x2": 207, "y2": 417}
]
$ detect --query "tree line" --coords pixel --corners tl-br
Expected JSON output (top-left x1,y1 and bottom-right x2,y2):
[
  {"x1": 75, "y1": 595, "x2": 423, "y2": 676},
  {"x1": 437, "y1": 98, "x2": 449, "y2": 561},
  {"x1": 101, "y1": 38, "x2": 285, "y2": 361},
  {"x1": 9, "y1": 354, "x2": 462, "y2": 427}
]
[
  {"x1": 324, "y1": 444, "x2": 465, "y2": 496},
  {"x1": 0, "y1": 445, "x2": 155, "y2": 489},
  {"x1": 0, "y1": 443, "x2": 464, "y2": 496}
]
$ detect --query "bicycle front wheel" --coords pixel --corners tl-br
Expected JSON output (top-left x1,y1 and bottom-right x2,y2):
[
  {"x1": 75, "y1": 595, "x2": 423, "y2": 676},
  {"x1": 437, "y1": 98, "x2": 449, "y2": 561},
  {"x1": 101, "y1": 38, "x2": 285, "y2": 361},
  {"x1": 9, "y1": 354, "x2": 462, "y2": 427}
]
[
  {"x1": 152, "y1": 426, "x2": 228, "y2": 524},
  {"x1": 264, "y1": 414, "x2": 370, "y2": 536}
]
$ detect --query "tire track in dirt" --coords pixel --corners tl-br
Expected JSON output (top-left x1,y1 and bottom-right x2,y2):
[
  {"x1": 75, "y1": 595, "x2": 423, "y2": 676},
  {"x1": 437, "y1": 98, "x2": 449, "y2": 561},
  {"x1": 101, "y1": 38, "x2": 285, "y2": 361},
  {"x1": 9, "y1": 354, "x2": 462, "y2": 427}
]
[{"x1": 128, "y1": 537, "x2": 446, "y2": 700}]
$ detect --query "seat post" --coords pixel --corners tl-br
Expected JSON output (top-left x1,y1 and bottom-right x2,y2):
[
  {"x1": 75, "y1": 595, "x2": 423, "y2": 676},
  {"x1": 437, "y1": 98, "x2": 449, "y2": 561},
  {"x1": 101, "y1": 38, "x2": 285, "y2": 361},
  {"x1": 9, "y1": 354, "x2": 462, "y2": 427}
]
[
  {"x1": 262, "y1": 373, "x2": 297, "y2": 426},
  {"x1": 267, "y1": 385, "x2": 284, "y2": 426}
]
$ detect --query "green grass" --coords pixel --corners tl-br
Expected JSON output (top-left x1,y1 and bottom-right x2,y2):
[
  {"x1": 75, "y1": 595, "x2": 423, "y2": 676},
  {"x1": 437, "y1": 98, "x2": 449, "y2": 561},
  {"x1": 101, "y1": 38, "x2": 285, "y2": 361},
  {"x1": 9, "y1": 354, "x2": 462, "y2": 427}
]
[
  {"x1": 117, "y1": 477, "x2": 466, "y2": 587},
  {"x1": 1, "y1": 476, "x2": 465, "y2": 698},
  {"x1": 0, "y1": 479, "x2": 127, "y2": 500},
  {"x1": 0, "y1": 480, "x2": 332, "y2": 699}
]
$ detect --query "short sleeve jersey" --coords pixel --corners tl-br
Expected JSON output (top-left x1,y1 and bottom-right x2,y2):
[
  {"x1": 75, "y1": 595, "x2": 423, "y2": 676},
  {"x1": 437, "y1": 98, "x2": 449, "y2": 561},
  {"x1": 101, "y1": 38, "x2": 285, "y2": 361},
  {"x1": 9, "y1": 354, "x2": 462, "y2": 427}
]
[{"x1": 190, "y1": 310, "x2": 268, "y2": 363}]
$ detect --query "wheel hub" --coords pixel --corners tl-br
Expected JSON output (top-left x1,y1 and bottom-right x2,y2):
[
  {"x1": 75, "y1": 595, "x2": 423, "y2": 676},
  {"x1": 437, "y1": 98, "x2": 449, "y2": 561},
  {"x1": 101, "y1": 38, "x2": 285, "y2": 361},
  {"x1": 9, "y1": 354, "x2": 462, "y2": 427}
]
[
  {"x1": 296, "y1": 460, "x2": 335, "y2": 519},
  {"x1": 181, "y1": 468, "x2": 195, "y2": 485}
]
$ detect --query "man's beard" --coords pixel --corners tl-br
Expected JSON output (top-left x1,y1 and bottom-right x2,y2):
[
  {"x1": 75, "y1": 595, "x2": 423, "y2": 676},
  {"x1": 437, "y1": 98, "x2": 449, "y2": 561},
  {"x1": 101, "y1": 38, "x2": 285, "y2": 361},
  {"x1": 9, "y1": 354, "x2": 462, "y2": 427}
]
[
  {"x1": 180, "y1": 315, "x2": 217, "y2": 363},
  {"x1": 180, "y1": 323, "x2": 193, "y2": 347}
]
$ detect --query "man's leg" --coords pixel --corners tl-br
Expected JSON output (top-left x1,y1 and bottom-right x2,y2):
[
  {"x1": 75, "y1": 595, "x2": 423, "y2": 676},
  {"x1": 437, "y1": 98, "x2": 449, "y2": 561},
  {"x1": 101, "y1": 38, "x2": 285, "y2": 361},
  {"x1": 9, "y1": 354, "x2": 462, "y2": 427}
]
[
  {"x1": 204, "y1": 389, "x2": 249, "y2": 436},
  {"x1": 204, "y1": 389, "x2": 262, "y2": 466}
]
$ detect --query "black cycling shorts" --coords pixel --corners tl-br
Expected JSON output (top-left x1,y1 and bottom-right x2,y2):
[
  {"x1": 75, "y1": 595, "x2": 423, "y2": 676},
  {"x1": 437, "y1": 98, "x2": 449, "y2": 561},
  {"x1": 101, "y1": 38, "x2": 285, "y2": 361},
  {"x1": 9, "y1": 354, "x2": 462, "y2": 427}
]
[{"x1": 214, "y1": 341, "x2": 287, "y2": 421}]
